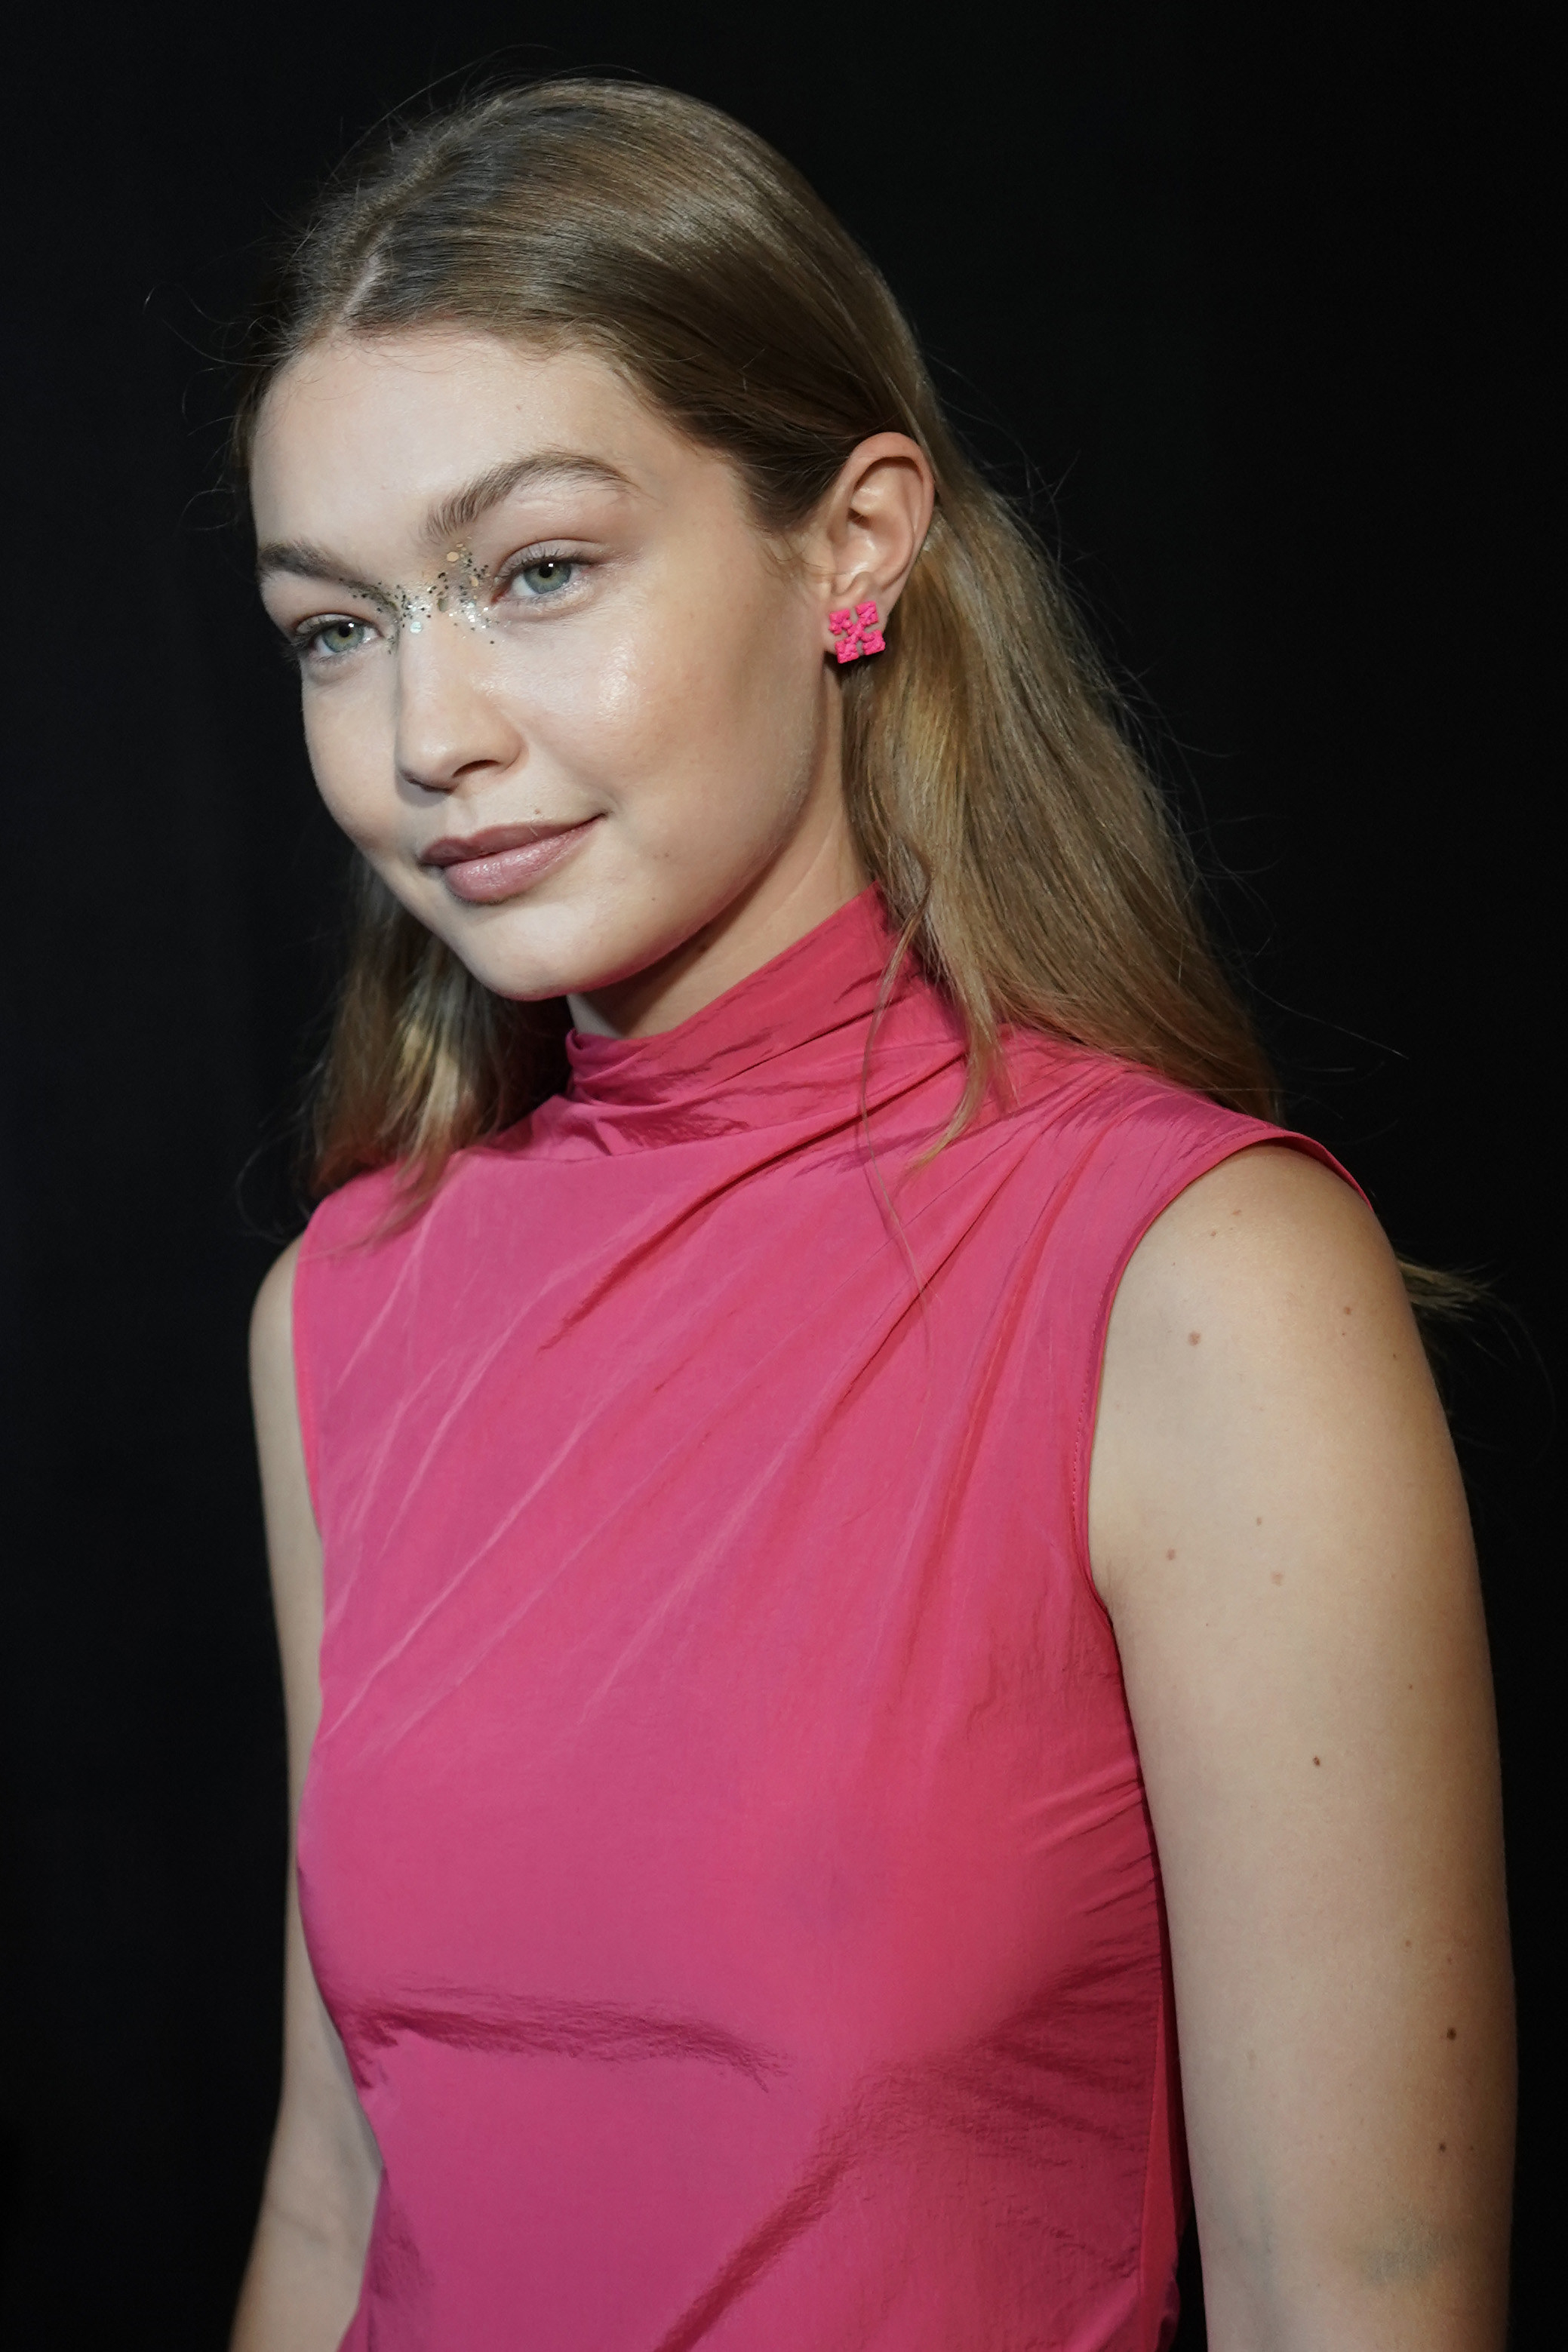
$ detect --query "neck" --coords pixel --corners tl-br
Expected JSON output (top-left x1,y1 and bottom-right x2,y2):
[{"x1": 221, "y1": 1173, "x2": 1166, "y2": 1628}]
[{"x1": 567, "y1": 805, "x2": 866, "y2": 1044}]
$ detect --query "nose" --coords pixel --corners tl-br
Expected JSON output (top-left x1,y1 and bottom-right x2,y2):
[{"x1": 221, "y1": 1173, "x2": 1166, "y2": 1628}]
[{"x1": 392, "y1": 624, "x2": 524, "y2": 795}]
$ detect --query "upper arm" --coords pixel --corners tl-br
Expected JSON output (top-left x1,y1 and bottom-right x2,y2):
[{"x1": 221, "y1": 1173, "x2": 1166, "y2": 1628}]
[
  {"x1": 251, "y1": 1240, "x2": 324, "y2": 1809},
  {"x1": 247, "y1": 1244, "x2": 380, "y2": 2243},
  {"x1": 1089, "y1": 1145, "x2": 1512, "y2": 2350}
]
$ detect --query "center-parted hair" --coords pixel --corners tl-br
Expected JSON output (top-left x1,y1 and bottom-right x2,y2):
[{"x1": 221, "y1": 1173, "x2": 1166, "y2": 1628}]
[{"x1": 235, "y1": 76, "x2": 1277, "y2": 1196}]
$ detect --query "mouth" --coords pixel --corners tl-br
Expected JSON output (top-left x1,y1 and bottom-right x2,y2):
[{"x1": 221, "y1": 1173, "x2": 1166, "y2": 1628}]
[{"x1": 420, "y1": 819, "x2": 600, "y2": 905}]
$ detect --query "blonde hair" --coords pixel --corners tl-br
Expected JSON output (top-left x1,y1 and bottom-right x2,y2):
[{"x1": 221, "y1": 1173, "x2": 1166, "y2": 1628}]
[{"x1": 237, "y1": 76, "x2": 1279, "y2": 1196}]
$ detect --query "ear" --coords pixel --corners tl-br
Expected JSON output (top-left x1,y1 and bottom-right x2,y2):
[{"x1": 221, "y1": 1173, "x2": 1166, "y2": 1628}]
[{"x1": 811, "y1": 432, "x2": 936, "y2": 654}]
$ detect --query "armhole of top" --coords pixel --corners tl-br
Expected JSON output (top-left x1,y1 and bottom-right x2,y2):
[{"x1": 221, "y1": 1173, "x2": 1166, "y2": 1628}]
[
  {"x1": 289, "y1": 1224, "x2": 326, "y2": 1530},
  {"x1": 1068, "y1": 1129, "x2": 1363, "y2": 1625}
]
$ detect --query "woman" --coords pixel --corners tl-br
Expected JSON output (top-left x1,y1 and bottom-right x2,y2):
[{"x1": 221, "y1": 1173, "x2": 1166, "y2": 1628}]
[{"x1": 230, "y1": 78, "x2": 1512, "y2": 2350}]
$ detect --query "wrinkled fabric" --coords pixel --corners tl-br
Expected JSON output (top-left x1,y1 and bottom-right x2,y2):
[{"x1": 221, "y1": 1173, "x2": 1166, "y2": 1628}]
[{"x1": 294, "y1": 888, "x2": 1321, "y2": 2350}]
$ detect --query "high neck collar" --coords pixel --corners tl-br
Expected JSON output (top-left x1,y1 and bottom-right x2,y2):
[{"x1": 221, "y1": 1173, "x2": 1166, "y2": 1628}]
[{"x1": 547, "y1": 888, "x2": 966, "y2": 1151}]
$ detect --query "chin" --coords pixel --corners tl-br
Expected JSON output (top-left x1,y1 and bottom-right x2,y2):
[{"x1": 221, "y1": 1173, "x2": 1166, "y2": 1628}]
[{"x1": 438, "y1": 913, "x2": 660, "y2": 1007}]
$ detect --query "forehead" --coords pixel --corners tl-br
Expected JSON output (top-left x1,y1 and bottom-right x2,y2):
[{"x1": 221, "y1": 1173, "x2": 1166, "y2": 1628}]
[{"x1": 249, "y1": 330, "x2": 712, "y2": 543}]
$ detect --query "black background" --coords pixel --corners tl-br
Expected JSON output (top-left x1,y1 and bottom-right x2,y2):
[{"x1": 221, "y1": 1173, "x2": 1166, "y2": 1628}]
[{"x1": 2, "y1": 5, "x2": 1551, "y2": 2344}]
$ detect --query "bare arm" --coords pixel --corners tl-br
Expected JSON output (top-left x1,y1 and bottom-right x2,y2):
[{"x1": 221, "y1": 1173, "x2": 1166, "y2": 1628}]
[
  {"x1": 1090, "y1": 1147, "x2": 1513, "y2": 2350},
  {"x1": 231, "y1": 1241, "x2": 381, "y2": 2350}
]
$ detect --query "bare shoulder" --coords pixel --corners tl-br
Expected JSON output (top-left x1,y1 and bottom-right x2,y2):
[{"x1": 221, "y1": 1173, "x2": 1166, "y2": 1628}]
[
  {"x1": 251, "y1": 1234, "x2": 306, "y2": 1397},
  {"x1": 1090, "y1": 1142, "x2": 1453, "y2": 1610},
  {"x1": 248, "y1": 1238, "x2": 323, "y2": 1750},
  {"x1": 1111, "y1": 1140, "x2": 1412, "y2": 1356},
  {"x1": 249, "y1": 1233, "x2": 312, "y2": 1525}
]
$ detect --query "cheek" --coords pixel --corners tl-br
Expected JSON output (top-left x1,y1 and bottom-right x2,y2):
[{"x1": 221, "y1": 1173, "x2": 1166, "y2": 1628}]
[
  {"x1": 301, "y1": 683, "x2": 396, "y2": 845},
  {"x1": 545, "y1": 572, "x2": 818, "y2": 810}
]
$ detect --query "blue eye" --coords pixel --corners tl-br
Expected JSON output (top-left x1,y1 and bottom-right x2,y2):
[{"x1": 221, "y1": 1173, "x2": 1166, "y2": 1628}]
[
  {"x1": 303, "y1": 617, "x2": 373, "y2": 661},
  {"x1": 509, "y1": 558, "x2": 576, "y2": 598}
]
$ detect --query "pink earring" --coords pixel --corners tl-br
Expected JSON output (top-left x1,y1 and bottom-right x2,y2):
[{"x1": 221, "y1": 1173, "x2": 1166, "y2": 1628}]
[{"x1": 829, "y1": 601, "x2": 886, "y2": 664}]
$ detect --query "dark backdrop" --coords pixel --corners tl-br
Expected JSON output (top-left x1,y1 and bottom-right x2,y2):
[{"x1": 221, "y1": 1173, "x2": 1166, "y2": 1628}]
[{"x1": 2, "y1": 7, "x2": 1551, "y2": 2344}]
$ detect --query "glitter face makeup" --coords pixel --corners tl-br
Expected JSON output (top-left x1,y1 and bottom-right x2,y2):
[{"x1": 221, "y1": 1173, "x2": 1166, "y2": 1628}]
[
  {"x1": 291, "y1": 542, "x2": 584, "y2": 656},
  {"x1": 391, "y1": 547, "x2": 491, "y2": 638}
]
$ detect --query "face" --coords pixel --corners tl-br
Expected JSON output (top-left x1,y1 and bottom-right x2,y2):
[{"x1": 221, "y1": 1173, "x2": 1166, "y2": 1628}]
[{"x1": 251, "y1": 331, "x2": 875, "y2": 1032}]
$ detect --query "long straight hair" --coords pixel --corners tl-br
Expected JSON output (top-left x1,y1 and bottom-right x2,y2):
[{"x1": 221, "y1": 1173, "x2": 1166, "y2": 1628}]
[{"x1": 235, "y1": 77, "x2": 1281, "y2": 1198}]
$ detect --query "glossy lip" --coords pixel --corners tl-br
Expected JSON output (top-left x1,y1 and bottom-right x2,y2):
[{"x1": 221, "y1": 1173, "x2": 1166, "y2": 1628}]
[{"x1": 420, "y1": 818, "x2": 600, "y2": 904}]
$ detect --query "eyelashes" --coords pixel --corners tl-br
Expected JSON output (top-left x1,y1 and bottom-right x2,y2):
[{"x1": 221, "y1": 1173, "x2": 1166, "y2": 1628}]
[
  {"x1": 281, "y1": 543, "x2": 593, "y2": 670},
  {"x1": 285, "y1": 616, "x2": 377, "y2": 666}
]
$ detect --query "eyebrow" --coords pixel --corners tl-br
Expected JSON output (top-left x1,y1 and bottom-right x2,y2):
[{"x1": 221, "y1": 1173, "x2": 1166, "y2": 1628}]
[{"x1": 255, "y1": 450, "x2": 635, "y2": 586}]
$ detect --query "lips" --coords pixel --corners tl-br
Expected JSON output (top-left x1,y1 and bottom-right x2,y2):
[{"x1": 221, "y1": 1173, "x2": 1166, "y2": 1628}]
[{"x1": 421, "y1": 819, "x2": 599, "y2": 904}]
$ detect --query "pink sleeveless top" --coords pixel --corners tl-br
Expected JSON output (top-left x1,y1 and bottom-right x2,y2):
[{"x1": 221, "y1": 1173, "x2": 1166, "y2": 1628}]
[{"x1": 294, "y1": 890, "x2": 1313, "y2": 2350}]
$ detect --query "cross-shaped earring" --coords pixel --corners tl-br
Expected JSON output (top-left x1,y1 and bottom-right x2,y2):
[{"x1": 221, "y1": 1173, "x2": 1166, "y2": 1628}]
[{"x1": 829, "y1": 601, "x2": 887, "y2": 664}]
